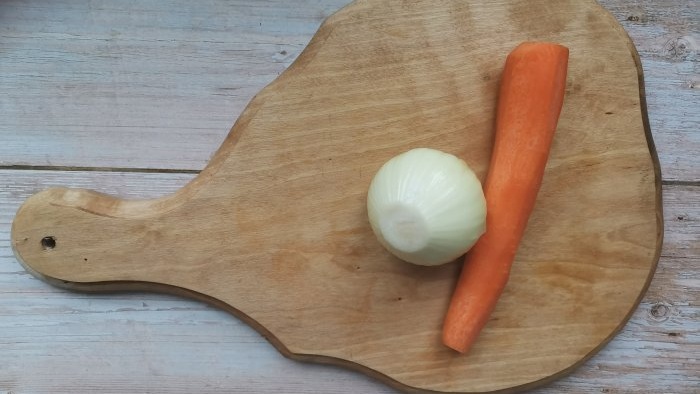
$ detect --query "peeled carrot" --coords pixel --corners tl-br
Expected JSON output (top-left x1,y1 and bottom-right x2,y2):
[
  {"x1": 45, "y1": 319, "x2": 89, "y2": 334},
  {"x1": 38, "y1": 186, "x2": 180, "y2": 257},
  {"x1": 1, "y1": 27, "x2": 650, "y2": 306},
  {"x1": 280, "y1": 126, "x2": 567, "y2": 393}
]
[{"x1": 442, "y1": 42, "x2": 570, "y2": 353}]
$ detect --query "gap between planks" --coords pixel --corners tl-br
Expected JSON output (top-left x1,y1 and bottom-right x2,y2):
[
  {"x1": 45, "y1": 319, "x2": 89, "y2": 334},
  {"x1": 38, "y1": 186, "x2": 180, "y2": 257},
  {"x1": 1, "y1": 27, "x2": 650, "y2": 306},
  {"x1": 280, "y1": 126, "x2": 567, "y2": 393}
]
[{"x1": 0, "y1": 165, "x2": 694, "y2": 187}]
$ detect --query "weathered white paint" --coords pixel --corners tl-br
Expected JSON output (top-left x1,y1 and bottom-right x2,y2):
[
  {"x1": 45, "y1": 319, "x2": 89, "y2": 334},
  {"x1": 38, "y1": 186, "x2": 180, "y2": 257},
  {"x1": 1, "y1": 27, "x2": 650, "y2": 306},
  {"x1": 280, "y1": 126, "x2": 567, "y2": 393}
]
[
  {"x1": 0, "y1": 0, "x2": 698, "y2": 181},
  {"x1": 0, "y1": 0, "x2": 349, "y2": 171},
  {"x1": 0, "y1": 170, "x2": 697, "y2": 393}
]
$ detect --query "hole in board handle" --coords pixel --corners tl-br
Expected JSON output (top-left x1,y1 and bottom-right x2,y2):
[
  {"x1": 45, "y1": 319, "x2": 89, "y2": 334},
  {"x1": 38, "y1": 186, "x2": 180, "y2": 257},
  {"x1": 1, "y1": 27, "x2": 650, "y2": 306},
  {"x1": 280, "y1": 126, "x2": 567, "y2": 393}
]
[{"x1": 41, "y1": 236, "x2": 56, "y2": 250}]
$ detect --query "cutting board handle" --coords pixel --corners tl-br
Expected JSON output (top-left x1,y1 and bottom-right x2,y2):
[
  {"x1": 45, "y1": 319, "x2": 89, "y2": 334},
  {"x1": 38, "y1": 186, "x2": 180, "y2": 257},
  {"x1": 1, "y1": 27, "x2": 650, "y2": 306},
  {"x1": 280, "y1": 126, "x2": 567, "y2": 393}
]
[{"x1": 12, "y1": 186, "x2": 181, "y2": 285}]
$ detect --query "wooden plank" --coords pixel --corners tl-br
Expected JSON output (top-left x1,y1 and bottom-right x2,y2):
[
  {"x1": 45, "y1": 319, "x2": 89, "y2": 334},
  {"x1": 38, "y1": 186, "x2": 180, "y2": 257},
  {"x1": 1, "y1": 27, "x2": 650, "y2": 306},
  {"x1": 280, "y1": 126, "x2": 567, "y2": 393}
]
[
  {"x1": 598, "y1": 0, "x2": 700, "y2": 183},
  {"x1": 0, "y1": 0, "x2": 349, "y2": 171},
  {"x1": 1, "y1": 0, "x2": 697, "y2": 183},
  {"x1": 1, "y1": 170, "x2": 697, "y2": 392}
]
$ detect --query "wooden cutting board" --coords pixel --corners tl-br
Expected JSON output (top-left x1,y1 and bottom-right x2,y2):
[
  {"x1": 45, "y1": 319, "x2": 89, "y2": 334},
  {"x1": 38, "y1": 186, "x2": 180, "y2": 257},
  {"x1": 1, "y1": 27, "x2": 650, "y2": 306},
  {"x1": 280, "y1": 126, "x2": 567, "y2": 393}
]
[{"x1": 11, "y1": 0, "x2": 662, "y2": 392}]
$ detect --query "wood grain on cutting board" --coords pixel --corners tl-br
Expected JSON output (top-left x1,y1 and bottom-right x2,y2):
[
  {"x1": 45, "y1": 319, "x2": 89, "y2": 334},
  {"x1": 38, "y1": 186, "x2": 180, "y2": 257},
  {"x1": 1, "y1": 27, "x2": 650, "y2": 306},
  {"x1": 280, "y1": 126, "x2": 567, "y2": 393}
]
[{"x1": 11, "y1": 0, "x2": 661, "y2": 393}]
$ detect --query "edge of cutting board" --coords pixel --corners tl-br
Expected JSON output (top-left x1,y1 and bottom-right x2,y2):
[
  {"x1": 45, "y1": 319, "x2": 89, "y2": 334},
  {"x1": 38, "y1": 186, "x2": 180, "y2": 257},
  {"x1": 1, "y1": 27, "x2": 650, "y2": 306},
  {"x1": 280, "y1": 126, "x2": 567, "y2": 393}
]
[{"x1": 12, "y1": 1, "x2": 664, "y2": 393}]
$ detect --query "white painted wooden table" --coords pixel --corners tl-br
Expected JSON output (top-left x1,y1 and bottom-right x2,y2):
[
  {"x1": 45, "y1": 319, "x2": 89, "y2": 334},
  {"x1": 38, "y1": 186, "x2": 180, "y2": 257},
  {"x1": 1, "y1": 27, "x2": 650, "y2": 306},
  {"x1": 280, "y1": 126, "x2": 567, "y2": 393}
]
[{"x1": 1, "y1": 1, "x2": 698, "y2": 393}]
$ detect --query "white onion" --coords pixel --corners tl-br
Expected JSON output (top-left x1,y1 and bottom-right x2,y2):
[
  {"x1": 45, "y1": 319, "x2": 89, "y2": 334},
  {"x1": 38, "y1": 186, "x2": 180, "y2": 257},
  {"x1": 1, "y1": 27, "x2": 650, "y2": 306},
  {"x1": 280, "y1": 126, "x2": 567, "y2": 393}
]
[{"x1": 367, "y1": 148, "x2": 487, "y2": 266}]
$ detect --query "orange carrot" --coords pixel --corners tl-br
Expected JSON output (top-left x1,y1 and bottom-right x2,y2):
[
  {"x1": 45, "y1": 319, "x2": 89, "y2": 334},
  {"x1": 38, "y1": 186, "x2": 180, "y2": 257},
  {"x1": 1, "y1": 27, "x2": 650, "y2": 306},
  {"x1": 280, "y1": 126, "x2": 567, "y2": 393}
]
[{"x1": 442, "y1": 42, "x2": 569, "y2": 353}]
